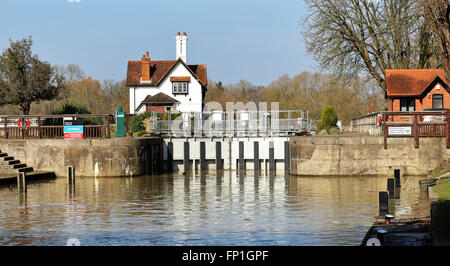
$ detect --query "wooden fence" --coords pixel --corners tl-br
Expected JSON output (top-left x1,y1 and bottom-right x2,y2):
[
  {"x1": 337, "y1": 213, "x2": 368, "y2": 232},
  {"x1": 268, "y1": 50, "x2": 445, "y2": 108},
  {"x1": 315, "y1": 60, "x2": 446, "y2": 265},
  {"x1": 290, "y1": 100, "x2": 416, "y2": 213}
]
[
  {"x1": 349, "y1": 111, "x2": 449, "y2": 149},
  {"x1": 0, "y1": 114, "x2": 113, "y2": 139},
  {"x1": 382, "y1": 111, "x2": 449, "y2": 149}
]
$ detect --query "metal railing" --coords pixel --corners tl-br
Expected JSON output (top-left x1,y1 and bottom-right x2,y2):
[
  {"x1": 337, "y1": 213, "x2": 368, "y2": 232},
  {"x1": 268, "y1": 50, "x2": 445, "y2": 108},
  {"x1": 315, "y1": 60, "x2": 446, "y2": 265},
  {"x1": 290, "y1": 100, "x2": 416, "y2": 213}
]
[
  {"x1": 145, "y1": 110, "x2": 316, "y2": 137},
  {"x1": 0, "y1": 114, "x2": 112, "y2": 139}
]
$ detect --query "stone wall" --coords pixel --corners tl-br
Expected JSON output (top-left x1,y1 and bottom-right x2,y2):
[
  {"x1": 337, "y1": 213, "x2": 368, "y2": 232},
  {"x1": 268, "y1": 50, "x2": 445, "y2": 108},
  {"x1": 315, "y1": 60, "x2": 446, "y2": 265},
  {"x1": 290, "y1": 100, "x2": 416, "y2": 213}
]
[
  {"x1": 0, "y1": 137, "x2": 162, "y2": 177},
  {"x1": 290, "y1": 136, "x2": 449, "y2": 176}
]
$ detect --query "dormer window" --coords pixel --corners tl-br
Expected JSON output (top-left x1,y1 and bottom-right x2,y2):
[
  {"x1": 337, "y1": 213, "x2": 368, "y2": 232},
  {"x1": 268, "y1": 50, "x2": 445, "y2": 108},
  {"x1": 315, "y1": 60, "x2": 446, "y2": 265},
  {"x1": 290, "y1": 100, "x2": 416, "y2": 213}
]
[
  {"x1": 170, "y1": 76, "x2": 191, "y2": 94},
  {"x1": 173, "y1": 82, "x2": 188, "y2": 94}
]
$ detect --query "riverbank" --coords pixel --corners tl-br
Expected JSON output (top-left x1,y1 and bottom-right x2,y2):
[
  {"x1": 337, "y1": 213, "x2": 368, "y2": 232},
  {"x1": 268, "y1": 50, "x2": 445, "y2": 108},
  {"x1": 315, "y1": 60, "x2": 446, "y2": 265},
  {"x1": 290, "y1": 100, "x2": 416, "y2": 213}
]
[
  {"x1": 361, "y1": 171, "x2": 450, "y2": 246},
  {"x1": 430, "y1": 172, "x2": 450, "y2": 246}
]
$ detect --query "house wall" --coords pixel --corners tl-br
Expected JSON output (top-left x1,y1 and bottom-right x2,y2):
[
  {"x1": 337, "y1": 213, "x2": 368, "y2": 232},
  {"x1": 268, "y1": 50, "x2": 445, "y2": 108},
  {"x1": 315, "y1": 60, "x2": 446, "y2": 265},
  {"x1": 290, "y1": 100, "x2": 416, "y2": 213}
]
[
  {"x1": 416, "y1": 82, "x2": 450, "y2": 111},
  {"x1": 129, "y1": 62, "x2": 203, "y2": 114},
  {"x1": 146, "y1": 106, "x2": 167, "y2": 113},
  {"x1": 389, "y1": 82, "x2": 449, "y2": 112}
]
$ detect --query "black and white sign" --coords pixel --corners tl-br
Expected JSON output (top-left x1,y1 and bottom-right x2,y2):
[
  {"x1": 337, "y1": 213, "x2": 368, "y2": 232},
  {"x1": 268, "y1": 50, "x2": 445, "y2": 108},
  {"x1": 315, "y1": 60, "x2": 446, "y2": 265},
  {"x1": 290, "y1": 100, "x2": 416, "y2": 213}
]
[{"x1": 388, "y1": 126, "x2": 412, "y2": 135}]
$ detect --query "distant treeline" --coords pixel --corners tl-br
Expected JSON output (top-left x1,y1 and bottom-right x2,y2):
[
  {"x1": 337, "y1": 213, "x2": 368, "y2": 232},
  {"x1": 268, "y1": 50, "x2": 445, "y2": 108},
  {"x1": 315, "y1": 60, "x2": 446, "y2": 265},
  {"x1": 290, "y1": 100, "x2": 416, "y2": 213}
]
[
  {"x1": 205, "y1": 72, "x2": 386, "y2": 124},
  {"x1": 0, "y1": 65, "x2": 385, "y2": 125},
  {"x1": 0, "y1": 64, "x2": 129, "y2": 116}
]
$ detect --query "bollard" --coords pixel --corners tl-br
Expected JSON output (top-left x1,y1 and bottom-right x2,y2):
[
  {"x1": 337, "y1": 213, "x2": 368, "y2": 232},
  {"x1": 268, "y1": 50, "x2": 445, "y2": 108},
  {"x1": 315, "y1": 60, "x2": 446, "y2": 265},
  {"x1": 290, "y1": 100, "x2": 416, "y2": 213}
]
[
  {"x1": 385, "y1": 214, "x2": 394, "y2": 225},
  {"x1": 387, "y1": 178, "x2": 395, "y2": 199},
  {"x1": 394, "y1": 169, "x2": 401, "y2": 187},
  {"x1": 67, "y1": 166, "x2": 75, "y2": 185},
  {"x1": 379, "y1": 191, "x2": 389, "y2": 216},
  {"x1": 17, "y1": 172, "x2": 27, "y2": 194}
]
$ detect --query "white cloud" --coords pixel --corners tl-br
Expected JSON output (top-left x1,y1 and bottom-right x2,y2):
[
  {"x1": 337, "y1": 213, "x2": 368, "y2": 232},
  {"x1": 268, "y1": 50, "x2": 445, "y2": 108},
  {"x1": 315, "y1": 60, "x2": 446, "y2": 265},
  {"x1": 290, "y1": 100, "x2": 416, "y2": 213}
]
[{"x1": 67, "y1": 0, "x2": 81, "y2": 3}]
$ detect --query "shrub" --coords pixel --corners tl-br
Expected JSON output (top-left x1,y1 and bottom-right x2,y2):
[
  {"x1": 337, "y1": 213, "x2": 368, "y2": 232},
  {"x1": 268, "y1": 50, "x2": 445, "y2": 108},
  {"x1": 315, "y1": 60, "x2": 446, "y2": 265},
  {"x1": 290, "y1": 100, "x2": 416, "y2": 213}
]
[
  {"x1": 44, "y1": 103, "x2": 102, "y2": 125},
  {"x1": 129, "y1": 112, "x2": 150, "y2": 132},
  {"x1": 317, "y1": 105, "x2": 338, "y2": 132}
]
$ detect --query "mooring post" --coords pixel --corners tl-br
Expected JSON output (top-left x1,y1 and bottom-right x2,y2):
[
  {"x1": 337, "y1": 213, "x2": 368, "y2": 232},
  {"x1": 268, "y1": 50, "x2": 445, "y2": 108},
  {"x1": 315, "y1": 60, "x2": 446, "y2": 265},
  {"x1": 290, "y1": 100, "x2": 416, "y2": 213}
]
[
  {"x1": 387, "y1": 178, "x2": 395, "y2": 199},
  {"x1": 239, "y1": 141, "x2": 245, "y2": 170},
  {"x1": 216, "y1": 142, "x2": 222, "y2": 170},
  {"x1": 394, "y1": 169, "x2": 401, "y2": 187},
  {"x1": 184, "y1": 141, "x2": 190, "y2": 172},
  {"x1": 17, "y1": 172, "x2": 26, "y2": 194},
  {"x1": 284, "y1": 141, "x2": 290, "y2": 171},
  {"x1": 67, "y1": 166, "x2": 75, "y2": 185},
  {"x1": 254, "y1": 141, "x2": 260, "y2": 170},
  {"x1": 168, "y1": 142, "x2": 173, "y2": 172},
  {"x1": 200, "y1": 142, "x2": 206, "y2": 170},
  {"x1": 379, "y1": 191, "x2": 389, "y2": 217},
  {"x1": 269, "y1": 141, "x2": 275, "y2": 171}
]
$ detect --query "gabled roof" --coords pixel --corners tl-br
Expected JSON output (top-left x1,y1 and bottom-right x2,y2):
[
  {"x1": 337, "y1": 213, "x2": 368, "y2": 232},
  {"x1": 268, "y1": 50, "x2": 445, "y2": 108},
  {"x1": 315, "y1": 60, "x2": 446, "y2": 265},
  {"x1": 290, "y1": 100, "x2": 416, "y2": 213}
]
[
  {"x1": 135, "y1": 92, "x2": 179, "y2": 112},
  {"x1": 386, "y1": 69, "x2": 449, "y2": 97},
  {"x1": 126, "y1": 58, "x2": 207, "y2": 87}
]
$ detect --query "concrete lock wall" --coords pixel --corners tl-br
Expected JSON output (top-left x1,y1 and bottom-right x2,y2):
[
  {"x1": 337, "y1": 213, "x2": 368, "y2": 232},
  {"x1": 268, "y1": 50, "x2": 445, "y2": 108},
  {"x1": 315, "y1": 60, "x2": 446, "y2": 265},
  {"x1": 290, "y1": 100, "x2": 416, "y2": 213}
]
[
  {"x1": 0, "y1": 138, "x2": 163, "y2": 177},
  {"x1": 290, "y1": 136, "x2": 449, "y2": 176}
]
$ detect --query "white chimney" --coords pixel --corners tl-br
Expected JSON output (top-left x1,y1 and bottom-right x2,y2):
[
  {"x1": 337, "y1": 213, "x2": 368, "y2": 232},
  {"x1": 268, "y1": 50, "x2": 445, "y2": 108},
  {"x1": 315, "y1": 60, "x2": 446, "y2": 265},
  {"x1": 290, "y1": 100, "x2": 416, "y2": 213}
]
[{"x1": 176, "y1": 32, "x2": 187, "y2": 63}]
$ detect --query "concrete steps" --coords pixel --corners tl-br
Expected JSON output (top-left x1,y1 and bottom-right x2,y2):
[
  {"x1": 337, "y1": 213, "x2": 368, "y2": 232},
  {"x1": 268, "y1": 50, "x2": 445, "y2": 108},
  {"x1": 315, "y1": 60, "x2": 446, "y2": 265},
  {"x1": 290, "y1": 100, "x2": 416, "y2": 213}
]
[{"x1": 0, "y1": 150, "x2": 34, "y2": 175}]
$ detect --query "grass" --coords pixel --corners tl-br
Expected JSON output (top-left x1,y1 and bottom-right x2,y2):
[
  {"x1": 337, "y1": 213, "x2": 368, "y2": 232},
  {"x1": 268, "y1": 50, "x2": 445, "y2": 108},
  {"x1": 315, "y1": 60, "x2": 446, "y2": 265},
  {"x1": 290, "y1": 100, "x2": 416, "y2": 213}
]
[
  {"x1": 432, "y1": 160, "x2": 450, "y2": 178},
  {"x1": 433, "y1": 178, "x2": 450, "y2": 201},
  {"x1": 432, "y1": 178, "x2": 450, "y2": 244}
]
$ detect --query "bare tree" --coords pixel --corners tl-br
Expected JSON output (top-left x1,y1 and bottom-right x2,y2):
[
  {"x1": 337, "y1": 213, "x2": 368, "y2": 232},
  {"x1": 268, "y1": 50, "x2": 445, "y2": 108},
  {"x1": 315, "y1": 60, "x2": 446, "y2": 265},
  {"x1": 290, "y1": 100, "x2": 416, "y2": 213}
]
[
  {"x1": 419, "y1": 0, "x2": 450, "y2": 81},
  {"x1": 303, "y1": 0, "x2": 438, "y2": 93}
]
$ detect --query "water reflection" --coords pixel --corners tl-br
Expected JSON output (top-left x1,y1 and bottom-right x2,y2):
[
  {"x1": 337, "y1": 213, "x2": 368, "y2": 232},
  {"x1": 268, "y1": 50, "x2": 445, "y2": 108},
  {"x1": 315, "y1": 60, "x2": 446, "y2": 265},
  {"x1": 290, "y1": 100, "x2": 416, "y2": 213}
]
[{"x1": 0, "y1": 172, "x2": 430, "y2": 246}]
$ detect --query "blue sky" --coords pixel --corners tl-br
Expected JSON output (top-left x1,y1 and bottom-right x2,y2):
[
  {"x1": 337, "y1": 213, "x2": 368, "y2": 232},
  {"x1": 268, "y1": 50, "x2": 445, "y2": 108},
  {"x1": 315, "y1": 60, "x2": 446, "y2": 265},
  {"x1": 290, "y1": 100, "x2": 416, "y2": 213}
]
[{"x1": 0, "y1": 0, "x2": 318, "y2": 86}]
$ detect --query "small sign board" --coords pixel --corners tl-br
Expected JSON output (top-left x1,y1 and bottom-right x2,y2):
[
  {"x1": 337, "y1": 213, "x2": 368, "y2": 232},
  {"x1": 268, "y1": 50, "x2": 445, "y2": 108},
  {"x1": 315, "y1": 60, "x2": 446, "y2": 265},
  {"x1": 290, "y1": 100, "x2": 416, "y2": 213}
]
[
  {"x1": 64, "y1": 120, "x2": 84, "y2": 139},
  {"x1": 388, "y1": 126, "x2": 412, "y2": 135},
  {"x1": 64, "y1": 119, "x2": 83, "y2": 126}
]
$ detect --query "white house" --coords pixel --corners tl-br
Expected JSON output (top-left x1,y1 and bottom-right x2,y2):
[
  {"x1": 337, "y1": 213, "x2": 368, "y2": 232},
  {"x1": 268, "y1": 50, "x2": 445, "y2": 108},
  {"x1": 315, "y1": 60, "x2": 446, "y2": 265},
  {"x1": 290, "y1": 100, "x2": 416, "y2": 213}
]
[{"x1": 126, "y1": 32, "x2": 207, "y2": 114}]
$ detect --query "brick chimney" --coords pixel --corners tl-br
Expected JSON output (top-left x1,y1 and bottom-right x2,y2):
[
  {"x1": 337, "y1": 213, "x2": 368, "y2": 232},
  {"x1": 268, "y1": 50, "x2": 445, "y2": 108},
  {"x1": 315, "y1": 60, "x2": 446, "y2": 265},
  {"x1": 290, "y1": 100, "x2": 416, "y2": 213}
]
[
  {"x1": 176, "y1": 32, "x2": 187, "y2": 63},
  {"x1": 141, "y1": 51, "x2": 150, "y2": 82}
]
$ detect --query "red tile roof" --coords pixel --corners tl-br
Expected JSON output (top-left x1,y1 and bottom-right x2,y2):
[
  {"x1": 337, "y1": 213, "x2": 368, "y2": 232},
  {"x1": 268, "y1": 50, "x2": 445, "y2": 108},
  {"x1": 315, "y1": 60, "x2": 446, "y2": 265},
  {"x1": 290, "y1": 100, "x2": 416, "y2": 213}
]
[
  {"x1": 386, "y1": 69, "x2": 449, "y2": 97},
  {"x1": 126, "y1": 59, "x2": 207, "y2": 87}
]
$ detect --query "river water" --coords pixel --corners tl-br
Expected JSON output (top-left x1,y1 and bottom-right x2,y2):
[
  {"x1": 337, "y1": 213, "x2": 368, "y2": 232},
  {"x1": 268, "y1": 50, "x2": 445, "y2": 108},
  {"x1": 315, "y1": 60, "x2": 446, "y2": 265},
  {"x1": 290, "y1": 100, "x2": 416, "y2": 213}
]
[{"x1": 0, "y1": 171, "x2": 430, "y2": 246}]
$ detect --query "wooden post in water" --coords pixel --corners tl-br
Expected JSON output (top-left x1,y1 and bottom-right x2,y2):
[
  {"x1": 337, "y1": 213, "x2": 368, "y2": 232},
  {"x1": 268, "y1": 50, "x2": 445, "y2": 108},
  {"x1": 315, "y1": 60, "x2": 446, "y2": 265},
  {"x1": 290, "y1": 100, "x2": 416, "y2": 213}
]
[
  {"x1": 239, "y1": 141, "x2": 245, "y2": 170},
  {"x1": 216, "y1": 142, "x2": 222, "y2": 170},
  {"x1": 67, "y1": 166, "x2": 75, "y2": 185},
  {"x1": 394, "y1": 169, "x2": 401, "y2": 187},
  {"x1": 284, "y1": 141, "x2": 290, "y2": 171},
  {"x1": 269, "y1": 141, "x2": 275, "y2": 171},
  {"x1": 184, "y1": 141, "x2": 190, "y2": 172},
  {"x1": 254, "y1": 142, "x2": 260, "y2": 170},
  {"x1": 379, "y1": 191, "x2": 389, "y2": 217},
  {"x1": 200, "y1": 142, "x2": 206, "y2": 170},
  {"x1": 167, "y1": 142, "x2": 173, "y2": 172},
  {"x1": 387, "y1": 178, "x2": 395, "y2": 199},
  {"x1": 17, "y1": 172, "x2": 26, "y2": 194}
]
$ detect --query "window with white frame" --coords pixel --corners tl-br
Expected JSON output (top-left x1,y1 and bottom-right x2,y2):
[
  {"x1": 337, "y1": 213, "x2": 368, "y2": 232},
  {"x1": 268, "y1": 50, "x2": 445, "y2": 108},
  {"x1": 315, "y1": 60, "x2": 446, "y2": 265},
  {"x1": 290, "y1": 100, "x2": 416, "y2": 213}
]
[{"x1": 172, "y1": 82, "x2": 188, "y2": 94}]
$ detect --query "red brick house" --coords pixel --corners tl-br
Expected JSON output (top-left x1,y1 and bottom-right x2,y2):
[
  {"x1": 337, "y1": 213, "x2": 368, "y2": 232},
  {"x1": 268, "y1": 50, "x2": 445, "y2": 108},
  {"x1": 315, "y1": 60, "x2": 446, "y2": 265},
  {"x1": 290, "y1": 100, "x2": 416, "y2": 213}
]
[
  {"x1": 386, "y1": 69, "x2": 449, "y2": 111},
  {"x1": 135, "y1": 92, "x2": 180, "y2": 113}
]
